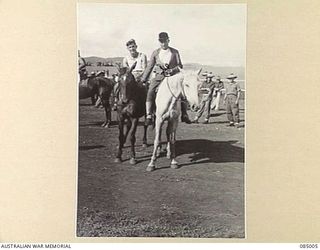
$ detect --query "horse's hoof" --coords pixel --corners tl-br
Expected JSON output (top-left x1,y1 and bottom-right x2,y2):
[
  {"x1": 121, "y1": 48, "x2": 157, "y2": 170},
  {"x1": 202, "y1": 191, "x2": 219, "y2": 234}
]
[
  {"x1": 142, "y1": 143, "x2": 148, "y2": 149},
  {"x1": 156, "y1": 149, "x2": 161, "y2": 157},
  {"x1": 170, "y1": 164, "x2": 179, "y2": 169},
  {"x1": 146, "y1": 165, "x2": 155, "y2": 172},
  {"x1": 114, "y1": 158, "x2": 122, "y2": 163},
  {"x1": 101, "y1": 123, "x2": 106, "y2": 127},
  {"x1": 129, "y1": 158, "x2": 137, "y2": 165},
  {"x1": 104, "y1": 124, "x2": 110, "y2": 128}
]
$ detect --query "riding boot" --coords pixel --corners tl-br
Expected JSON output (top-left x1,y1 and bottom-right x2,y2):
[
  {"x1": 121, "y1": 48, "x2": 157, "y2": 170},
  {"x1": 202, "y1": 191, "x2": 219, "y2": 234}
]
[
  {"x1": 145, "y1": 101, "x2": 153, "y2": 126},
  {"x1": 181, "y1": 100, "x2": 192, "y2": 124}
]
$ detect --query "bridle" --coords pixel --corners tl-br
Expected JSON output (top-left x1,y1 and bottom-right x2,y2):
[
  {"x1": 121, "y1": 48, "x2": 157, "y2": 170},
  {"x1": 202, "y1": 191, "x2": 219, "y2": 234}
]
[
  {"x1": 118, "y1": 72, "x2": 135, "y2": 104},
  {"x1": 165, "y1": 74, "x2": 187, "y2": 101}
]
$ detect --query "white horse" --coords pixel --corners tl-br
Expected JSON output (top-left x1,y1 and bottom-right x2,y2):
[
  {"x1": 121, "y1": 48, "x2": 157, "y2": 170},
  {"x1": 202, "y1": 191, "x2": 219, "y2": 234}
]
[{"x1": 146, "y1": 69, "x2": 202, "y2": 172}]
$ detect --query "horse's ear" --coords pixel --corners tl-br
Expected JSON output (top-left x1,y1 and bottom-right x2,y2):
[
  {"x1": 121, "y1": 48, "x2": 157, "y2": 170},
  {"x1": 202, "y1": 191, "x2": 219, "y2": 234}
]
[
  {"x1": 196, "y1": 68, "x2": 202, "y2": 81},
  {"x1": 128, "y1": 61, "x2": 137, "y2": 73}
]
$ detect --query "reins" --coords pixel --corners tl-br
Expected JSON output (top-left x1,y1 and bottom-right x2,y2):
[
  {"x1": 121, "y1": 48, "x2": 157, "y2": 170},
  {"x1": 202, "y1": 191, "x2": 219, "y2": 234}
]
[{"x1": 165, "y1": 75, "x2": 186, "y2": 100}]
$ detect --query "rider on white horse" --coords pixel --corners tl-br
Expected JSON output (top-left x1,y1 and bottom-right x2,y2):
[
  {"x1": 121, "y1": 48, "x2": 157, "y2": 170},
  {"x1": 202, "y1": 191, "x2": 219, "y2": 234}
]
[{"x1": 141, "y1": 32, "x2": 192, "y2": 125}]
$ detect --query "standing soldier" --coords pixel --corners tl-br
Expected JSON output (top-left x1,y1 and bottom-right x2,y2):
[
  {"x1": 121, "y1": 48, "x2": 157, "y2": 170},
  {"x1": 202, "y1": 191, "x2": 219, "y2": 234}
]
[
  {"x1": 211, "y1": 75, "x2": 224, "y2": 111},
  {"x1": 224, "y1": 73, "x2": 241, "y2": 128},
  {"x1": 192, "y1": 72, "x2": 215, "y2": 124}
]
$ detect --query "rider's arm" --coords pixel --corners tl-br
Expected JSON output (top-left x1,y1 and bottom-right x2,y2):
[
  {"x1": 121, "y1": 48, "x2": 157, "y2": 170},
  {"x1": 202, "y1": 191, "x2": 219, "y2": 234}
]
[
  {"x1": 122, "y1": 57, "x2": 129, "y2": 68},
  {"x1": 141, "y1": 53, "x2": 148, "y2": 71},
  {"x1": 141, "y1": 50, "x2": 157, "y2": 82},
  {"x1": 235, "y1": 83, "x2": 241, "y2": 104},
  {"x1": 176, "y1": 50, "x2": 183, "y2": 69}
]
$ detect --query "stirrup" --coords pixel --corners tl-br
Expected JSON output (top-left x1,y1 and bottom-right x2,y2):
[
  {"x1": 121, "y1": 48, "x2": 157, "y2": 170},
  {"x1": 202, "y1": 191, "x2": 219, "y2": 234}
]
[{"x1": 145, "y1": 115, "x2": 153, "y2": 126}]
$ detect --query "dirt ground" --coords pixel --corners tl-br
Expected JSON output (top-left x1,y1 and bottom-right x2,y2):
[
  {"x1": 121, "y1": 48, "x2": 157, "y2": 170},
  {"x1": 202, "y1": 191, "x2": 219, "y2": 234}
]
[{"x1": 77, "y1": 98, "x2": 245, "y2": 238}]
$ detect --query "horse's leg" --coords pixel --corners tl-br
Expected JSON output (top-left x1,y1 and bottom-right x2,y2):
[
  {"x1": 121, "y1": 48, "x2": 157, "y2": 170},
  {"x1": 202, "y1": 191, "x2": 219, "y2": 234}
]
[
  {"x1": 91, "y1": 95, "x2": 96, "y2": 105},
  {"x1": 142, "y1": 116, "x2": 148, "y2": 148},
  {"x1": 107, "y1": 105, "x2": 112, "y2": 125},
  {"x1": 170, "y1": 119, "x2": 179, "y2": 169},
  {"x1": 129, "y1": 118, "x2": 138, "y2": 165},
  {"x1": 102, "y1": 104, "x2": 111, "y2": 128},
  {"x1": 166, "y1": 122, "x2": 172, "y2": 159},
  {"x1": 123, "y1": 118, "x2": 132, "y2": 146},
  {"x1": 147, "y1": 117, "x2": 162, "y2": 172},
  {"x1": 115, "y1": 117, "x2": 125, "y2": 162},
  {"x1": 156, "y1": 126, "x2": 162, "y2": 158}
]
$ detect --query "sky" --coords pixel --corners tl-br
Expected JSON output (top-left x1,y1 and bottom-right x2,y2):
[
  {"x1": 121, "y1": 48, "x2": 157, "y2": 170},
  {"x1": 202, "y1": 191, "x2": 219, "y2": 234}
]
[{"x1": 78, "y1": 4, "x2": 246, "y2": 67}]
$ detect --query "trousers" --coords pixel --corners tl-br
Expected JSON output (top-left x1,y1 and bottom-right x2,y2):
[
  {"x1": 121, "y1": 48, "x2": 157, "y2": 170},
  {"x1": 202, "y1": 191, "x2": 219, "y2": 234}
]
[
  {"x1": 146, "y1": 76, "x2": 163, "y2": 102},
  {"x1": 197, "y1": 98, "x2": 212, "y2": 120},
  {"x1": 226, "y1": 94, "x2": 239, "y2": 123}
]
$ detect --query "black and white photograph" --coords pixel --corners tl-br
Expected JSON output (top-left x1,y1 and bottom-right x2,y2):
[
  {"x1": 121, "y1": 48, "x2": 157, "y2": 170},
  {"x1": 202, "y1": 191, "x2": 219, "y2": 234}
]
[{"x1": 77, "y1": 3, "x2": 246, "y2": 238}]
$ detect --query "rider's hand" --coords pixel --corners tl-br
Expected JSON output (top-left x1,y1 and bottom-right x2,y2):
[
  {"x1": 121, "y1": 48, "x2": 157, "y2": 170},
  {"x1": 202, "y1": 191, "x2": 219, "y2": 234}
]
[{"x1": 140, "y1": 79, "x2": 147, "y2": 86}]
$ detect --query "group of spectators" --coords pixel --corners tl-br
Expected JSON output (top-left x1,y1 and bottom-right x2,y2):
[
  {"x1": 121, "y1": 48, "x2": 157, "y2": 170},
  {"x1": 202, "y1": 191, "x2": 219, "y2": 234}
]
[{"x1": 194, "y1": 71, "x2": 242, "y2": 128}]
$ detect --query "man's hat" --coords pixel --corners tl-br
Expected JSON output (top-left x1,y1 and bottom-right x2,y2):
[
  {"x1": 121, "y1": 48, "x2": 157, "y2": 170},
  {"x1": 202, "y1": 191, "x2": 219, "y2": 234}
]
[
  {"x1": 215, "y1": 75, "x2": 221, "y2": 80},
  {"x1": 206, "y1": 73, "x2": 214, "y2": 78},
  {"x1": 158, "y1": 32, "x2": 169, "y2": 42},
  {"x1": 226, "y1": 73, "x2": 237, "y2": 79}
]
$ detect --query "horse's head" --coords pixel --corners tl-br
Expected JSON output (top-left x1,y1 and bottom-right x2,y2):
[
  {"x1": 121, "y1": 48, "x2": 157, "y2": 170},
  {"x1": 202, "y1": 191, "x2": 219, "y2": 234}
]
[
  {"x1": 182, "y1": 68, "x2": 202, "y2": 110},
  {"x1": 117, "y1": 61, "x2": 137, "y2": 104}
]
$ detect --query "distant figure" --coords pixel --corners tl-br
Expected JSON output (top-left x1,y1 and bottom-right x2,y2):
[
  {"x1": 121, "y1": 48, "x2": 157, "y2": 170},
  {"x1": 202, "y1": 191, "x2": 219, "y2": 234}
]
[
  {"x1": 122, "y1": 39, "x2": 147, "y2": 82},
  {"x1": 141, "y1": 32, "x2": 192, "y2": 125},
  {"x1": 192, "y1": 72, "x2": 215, "y2": 124},
  {"x1": 224, "y1": 73, "x2": 241, "y2": 128},
  {"x1": 211, "y1": 75, "x2": 224, "y2": 111}
]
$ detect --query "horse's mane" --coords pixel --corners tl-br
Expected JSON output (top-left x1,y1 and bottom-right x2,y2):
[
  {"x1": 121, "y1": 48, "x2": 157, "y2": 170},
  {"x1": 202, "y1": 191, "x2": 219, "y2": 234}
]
[{"x1": 96, "y1": 77, "x2": 113, "y2": 89}]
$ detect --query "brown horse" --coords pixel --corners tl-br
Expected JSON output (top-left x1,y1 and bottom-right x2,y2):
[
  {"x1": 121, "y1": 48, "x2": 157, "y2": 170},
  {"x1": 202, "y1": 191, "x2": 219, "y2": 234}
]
[
  {"x1": 79, "y1": 74, "x2": 114, "y2": 128},
  {"x1": 94, "y1": 76, "x2": 114, "y2": 128},
  {"x1": 115, "y1": 62, "x2": 148, "y2": 164},
  {"x1": 79, "y1": 75, "x2": 99, "y2": 105}
]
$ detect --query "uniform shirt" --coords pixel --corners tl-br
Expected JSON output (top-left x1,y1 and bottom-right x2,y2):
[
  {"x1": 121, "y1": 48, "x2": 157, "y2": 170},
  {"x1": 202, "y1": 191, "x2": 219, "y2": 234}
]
[
  {"x1": 123, "y1": 52, "x2": 147, "y2": 73},
  {"x1": 199, "y1": 81, "x2": 215, "y2": 101},
  {"x1": 141, "y1": 47, "x2": 182, "y2": 82},
  {"x1": 158, "y1": 48, "x2": 172, "y2": 65},
  {"x1": 225, "y1": 81, "x2": 241, "y2": 96}
]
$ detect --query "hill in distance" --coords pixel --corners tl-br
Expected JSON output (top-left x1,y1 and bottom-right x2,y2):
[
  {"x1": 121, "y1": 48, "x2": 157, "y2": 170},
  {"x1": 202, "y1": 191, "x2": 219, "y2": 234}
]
[
  {"x1": 84, "y1": 56, "x2": 123, "y2": 65},
  {"x1": 83, "y1": 57, "x2": 245, "y2": 80}
]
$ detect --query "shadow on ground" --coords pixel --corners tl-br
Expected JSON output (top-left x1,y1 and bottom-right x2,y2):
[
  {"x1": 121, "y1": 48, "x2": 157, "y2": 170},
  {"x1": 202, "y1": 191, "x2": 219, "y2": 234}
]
[{"x1": 176, "y1": 139, "x2": 244, "y2": 167}]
